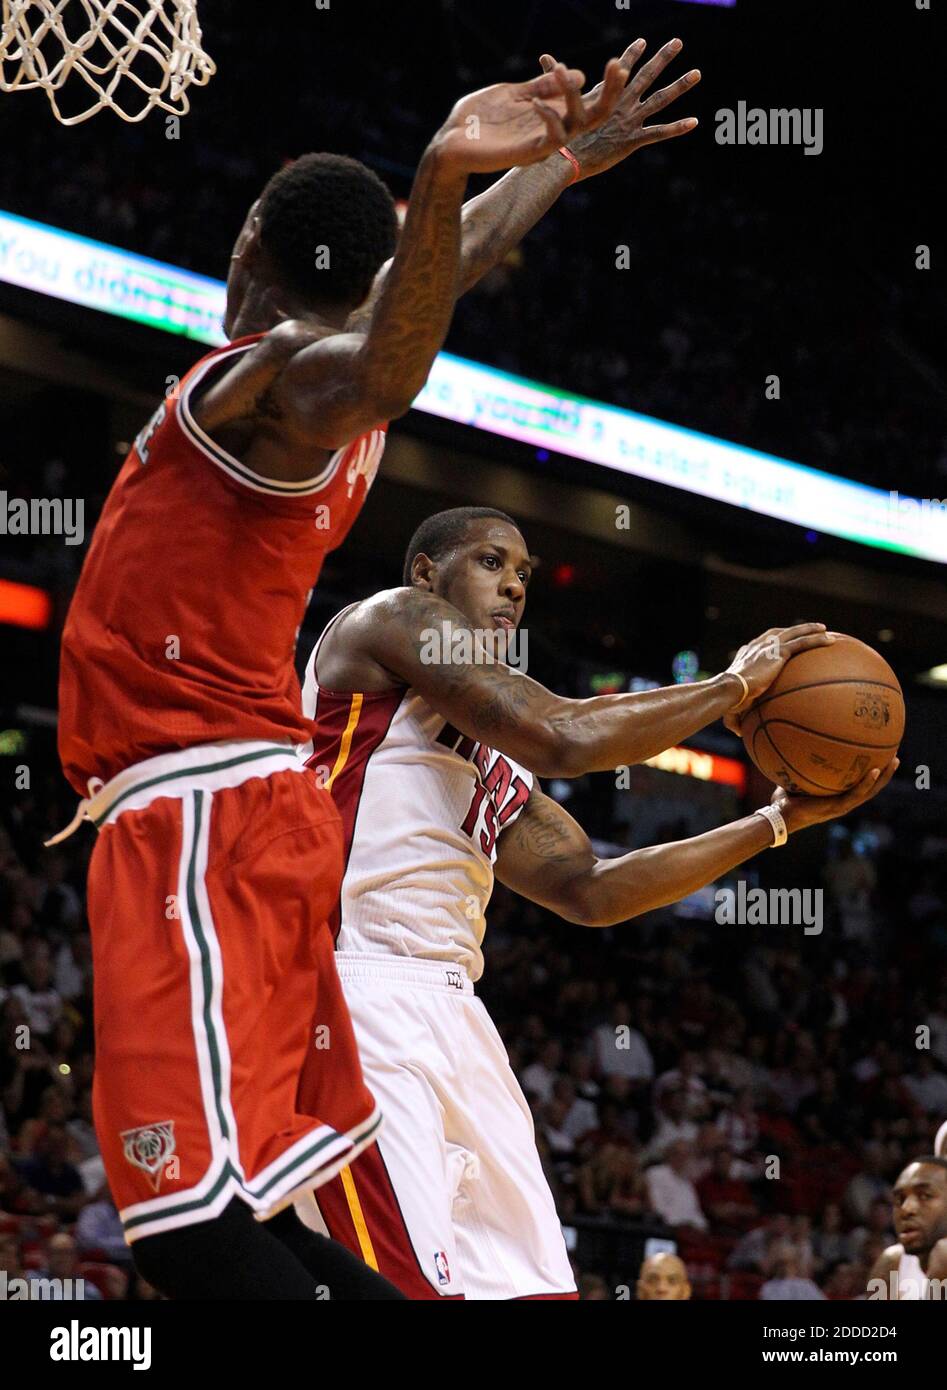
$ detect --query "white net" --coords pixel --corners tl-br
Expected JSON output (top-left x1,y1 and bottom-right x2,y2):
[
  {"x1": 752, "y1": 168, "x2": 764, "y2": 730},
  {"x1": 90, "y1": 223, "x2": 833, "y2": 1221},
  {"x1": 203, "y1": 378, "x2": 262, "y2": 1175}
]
[{"x1": 0, "y1": 0, "x2": 215, "y2": 124}]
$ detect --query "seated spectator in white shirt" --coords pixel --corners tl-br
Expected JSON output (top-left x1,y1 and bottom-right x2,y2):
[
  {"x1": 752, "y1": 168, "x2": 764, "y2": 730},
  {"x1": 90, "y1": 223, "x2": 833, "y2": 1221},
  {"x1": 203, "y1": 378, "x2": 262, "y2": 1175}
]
[
  {"x1": 520, "y1": 1039, "x2": 563, "y2": 1106},
  {"x1": 10, "y1": 939, "x2": 62, "y2": 1040},
  {"x1": 646, "y1": 1086, "x2": 699, "y2": 1161},
  {"x1": 902, "y1": 1055, "x2": 947, "y2": 1115},
  {"x1": 552, "y1": 1076, "x2": 598, "y2": 1144},
  {"x1": 593, "y1": 1001, "x2": 654, "y2": 1084},
  {"x1": 645, "y1": 1140, "x2": 708, "y2": 1232},
  {"x1": 655, "y1": 1051, "x2": 709, "y2": 1119}
]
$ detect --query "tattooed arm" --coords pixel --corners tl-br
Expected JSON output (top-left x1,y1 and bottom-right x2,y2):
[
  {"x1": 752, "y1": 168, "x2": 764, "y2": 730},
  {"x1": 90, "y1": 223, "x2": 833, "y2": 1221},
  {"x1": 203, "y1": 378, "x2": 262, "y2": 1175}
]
[
  {"x1": 497, "y1": 766, "x2": 896, "y2": 927},
  {"x1": 191, "y1": 64, "x2": 627, "y2": 476},
  {"x1": 317, "y1": 588, "x2": 838, "y2": 778}
]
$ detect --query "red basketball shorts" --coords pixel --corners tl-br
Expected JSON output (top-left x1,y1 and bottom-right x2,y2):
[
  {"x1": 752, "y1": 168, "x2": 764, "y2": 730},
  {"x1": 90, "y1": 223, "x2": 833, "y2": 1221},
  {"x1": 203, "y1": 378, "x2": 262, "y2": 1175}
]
[{"x1": 81, "y1": 741, "x2": 380, "y2": 1244}]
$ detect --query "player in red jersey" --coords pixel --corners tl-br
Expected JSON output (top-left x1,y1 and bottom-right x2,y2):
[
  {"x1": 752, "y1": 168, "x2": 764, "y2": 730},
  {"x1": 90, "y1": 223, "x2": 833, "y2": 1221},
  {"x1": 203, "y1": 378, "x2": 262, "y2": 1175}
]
[{"x1": 51, "y1": 55, "x2": 654, "y2": 1299}]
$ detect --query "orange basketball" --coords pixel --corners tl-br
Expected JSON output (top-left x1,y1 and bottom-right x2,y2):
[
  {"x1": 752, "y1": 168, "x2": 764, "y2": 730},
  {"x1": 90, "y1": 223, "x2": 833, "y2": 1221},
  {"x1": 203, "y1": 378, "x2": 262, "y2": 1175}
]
[{"x1": 740, "y1": 635, "x2": 904, "y2": 796}]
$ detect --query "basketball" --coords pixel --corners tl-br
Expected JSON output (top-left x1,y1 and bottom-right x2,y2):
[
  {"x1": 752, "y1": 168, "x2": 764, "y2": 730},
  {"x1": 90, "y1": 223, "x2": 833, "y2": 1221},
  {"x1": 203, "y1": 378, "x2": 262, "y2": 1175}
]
[{"x1": 741, "y1": 635, "x2": 905, "y2": 796}]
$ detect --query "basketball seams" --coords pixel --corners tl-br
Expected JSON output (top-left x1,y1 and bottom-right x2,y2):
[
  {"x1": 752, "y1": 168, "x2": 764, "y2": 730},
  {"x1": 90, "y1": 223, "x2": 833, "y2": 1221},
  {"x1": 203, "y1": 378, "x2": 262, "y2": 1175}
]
[
  {"x1": 756, "y1": 717, "x2": 902, "y2": 752},
  {"x1": 752, "y1": 677, "x2": 903, "y2": 712},
  {"x1": 755, "y1": 719, "x2": 841, "y2": 795}
]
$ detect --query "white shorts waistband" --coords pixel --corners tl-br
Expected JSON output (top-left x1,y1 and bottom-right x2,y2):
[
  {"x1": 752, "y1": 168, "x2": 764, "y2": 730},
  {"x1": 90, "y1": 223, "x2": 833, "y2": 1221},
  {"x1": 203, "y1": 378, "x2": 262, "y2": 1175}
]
[
  {"x1": 335, "y1": 952, "x2": 474, "y2": 995},
  {"x1": 91, "y1": 740, "x2": 306, "y2": 829}
]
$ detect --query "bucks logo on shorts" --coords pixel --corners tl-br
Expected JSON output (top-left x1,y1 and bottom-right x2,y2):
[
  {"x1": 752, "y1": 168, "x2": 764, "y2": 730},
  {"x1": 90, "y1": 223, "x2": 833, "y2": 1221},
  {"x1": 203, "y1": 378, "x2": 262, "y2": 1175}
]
[{"x1": 121, "y1": 1122, "x2": 176, "y2": 1192}]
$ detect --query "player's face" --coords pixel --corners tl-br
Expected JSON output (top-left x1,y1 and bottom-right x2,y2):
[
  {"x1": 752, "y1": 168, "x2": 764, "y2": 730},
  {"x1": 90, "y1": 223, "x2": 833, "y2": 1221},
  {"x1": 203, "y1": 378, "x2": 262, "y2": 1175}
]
[
  {"x1": 636, "y1": 1257, "x2": 691, "y2": 1301},
  {"x1": 438, "y1": 521, "x2": 532, "y2": 633},
  {"x1": 892, "y1": 1163, "x2": 947, "y2": 1255}
]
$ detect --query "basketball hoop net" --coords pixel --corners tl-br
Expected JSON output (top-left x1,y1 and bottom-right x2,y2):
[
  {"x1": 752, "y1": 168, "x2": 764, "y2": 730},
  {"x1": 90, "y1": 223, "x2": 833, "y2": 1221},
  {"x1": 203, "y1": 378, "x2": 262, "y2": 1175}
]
[{"x1": 0, "y1": 0, "x2": 215, "y2": 124}]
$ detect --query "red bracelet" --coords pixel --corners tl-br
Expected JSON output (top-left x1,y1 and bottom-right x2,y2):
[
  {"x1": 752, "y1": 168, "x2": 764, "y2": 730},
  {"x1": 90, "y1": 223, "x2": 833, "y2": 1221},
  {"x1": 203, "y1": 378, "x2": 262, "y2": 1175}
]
[{"x1": 558, "y1": 146, "x2": 581, "y2": 183}]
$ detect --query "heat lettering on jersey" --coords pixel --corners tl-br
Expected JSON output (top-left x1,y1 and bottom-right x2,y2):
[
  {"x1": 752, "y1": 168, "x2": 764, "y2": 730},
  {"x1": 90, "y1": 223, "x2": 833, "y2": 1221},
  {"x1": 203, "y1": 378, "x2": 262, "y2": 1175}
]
[{"x1": 439, "y1": 721, "x2": 530, "y2": 855}]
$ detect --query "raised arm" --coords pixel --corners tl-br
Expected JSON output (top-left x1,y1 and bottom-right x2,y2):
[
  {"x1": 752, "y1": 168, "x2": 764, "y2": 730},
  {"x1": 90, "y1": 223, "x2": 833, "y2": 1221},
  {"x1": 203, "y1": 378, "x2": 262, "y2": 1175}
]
[
  {"x1": 496, "y1": 765, "x2": 897, "y2": 928},
  {"x1": 348, "y1": 37, "x2": 700, "y2": 325},
  {"x1": 328, "y1": 587, "x2": 836, "y2": 778},
  {"x1": 194, "y1": 62, "x2": 630, "y2": 468}
]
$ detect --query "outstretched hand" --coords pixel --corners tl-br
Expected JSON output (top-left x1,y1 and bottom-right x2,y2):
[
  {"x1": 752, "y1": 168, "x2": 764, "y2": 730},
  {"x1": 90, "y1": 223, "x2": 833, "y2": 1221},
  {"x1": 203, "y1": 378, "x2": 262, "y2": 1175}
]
[
  {"x1": 774, "y1": 757, "x2": 900, "y2": 834},
  {"x1": 436, "y1": 59, "x2": 631, "y2": 176},
  {"x1": 540, "y1": 37, "x2": 701, "y2": 181}
]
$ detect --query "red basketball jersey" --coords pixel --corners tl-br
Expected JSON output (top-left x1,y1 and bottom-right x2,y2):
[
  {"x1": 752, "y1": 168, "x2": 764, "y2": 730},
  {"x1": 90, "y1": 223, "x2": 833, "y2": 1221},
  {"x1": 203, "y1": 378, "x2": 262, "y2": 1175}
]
[{"x1": 58, "y1": 334, "x2": 387, "y2": 793}]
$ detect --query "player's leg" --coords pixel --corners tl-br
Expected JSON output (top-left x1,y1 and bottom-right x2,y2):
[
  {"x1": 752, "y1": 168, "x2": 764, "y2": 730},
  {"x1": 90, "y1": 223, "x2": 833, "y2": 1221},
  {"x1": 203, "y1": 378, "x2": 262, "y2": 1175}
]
[
  {"x1": 87, "y1": 791, "x2": 318, "y2": 1297},
  {"x1": 88, "y1": 759, "x2": 400, "y2": 1298},
  {"x1": 132, "y1": 1196, "x2": 332, "y2": 1299},
  {"x1": 265, "y1": 1204, "x2": 406, "y2": 1298},
  {"x1": 450, "y1": 997, "x2": 578, "y2": 1300},
  {"x1": 299, "y1": 963, "x2": 466, "y2": 1299}
]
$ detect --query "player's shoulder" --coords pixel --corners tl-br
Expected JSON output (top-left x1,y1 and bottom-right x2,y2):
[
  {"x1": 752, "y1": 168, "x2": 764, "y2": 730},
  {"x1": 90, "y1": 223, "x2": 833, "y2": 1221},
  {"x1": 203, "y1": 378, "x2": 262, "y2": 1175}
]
[
  {"x1": 232, "y1": 319, "x2": 337, "y2": 376},
  {"x1": 351, "y1": 586, "x2": 458, "y2": 630},
  {"x1": 879, "y1": 1242, "x2": 905, "y2": 1268}
]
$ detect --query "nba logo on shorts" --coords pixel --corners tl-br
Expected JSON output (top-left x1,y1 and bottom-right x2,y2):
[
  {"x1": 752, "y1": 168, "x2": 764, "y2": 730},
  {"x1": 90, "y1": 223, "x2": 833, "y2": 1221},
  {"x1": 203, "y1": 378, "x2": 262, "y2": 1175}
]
[{"x1": 434, "y1": 1250, "x2": 450, "y2": 1285}]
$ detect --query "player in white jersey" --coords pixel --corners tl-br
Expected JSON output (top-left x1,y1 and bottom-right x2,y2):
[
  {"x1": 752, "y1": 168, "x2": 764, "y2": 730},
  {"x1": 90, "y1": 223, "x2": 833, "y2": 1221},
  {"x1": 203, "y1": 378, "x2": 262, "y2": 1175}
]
[
  {"x1": 297, "y1": 507, "x2": 896, "y2": 1299},
  {"x1": 868, "y1": 1155, "x2": 947, "y2": 1299}
]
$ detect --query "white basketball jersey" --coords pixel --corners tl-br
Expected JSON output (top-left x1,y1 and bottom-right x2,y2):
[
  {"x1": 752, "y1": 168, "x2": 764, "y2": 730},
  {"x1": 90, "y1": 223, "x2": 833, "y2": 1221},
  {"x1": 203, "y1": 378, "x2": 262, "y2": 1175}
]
[{"x1": 301, "y1": 608, "x2": 533, "y2": 981}]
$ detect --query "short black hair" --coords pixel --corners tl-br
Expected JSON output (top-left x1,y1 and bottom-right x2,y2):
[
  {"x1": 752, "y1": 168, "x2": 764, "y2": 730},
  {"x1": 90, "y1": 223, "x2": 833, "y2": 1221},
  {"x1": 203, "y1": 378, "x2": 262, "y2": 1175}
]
[
  {"x1": 259, "y1": 153, "x2": 398, "y2": 308},
  {"x1": 906, "y1": 1156, "x2": 947, "y2": 1176},
  {"x1": 402, "y1": 507, "x2": 521, "y2": 585}
]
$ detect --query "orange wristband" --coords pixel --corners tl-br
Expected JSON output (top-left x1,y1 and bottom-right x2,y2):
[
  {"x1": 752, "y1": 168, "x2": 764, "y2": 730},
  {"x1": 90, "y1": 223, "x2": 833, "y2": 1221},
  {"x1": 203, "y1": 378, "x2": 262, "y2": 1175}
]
[{"x1": 558, "y1": 146, "x2": 581, "y2": 183}]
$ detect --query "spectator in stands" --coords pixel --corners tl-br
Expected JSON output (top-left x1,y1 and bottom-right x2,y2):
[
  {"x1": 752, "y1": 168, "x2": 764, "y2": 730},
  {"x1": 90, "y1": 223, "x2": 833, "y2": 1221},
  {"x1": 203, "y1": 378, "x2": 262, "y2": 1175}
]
[
  {"x1": 812, "y1": 1202, "x2": 855, "y2": 1271},
  {"x1": 696, "y1": 1145, "x2": 760, "y2": 1234},
  {"x1": 576, "y1": 1143, "x2": 650, "y2": 1221},
  {"x1": 33, "y1": 1232, "x2": 102, "y2": 1300},
  {"x1": 758, "y1": 1250, "x2": 827, "y2": 1301},
  {"x1": 520, "y1": 1039, "x2": 562, "y2": 1105},
  {"x1": 13, "y1": 1123, "x2": 86, "y2": 1220},
  {"x1": 654, "y1": 1050, "x2": 709, "y2": 1120},
  {"x1": 728, "y1": 1214, "x2": 793, "y2": 1272},
  {"x1": 636, "y1": 1251, "x2": 692, "y2": 1301},
  {"x1": 552, "y1": 1075, "x2": 598, "y2": 1145},
  {"x1": 647, "y1": 1084, "x2": 699, "y2": 1159},
  {"x1": 9, "y1": 938, "x2": 62, "y2": 1040},
  {"x1": 843, "y1": 1142, "x2": 890, "y2": 1225},
  {"x1": 849, "y1": 1195, "x2": 896, "y2": 1261},
  {"x1": 75, "y1": 1183, "x2": 129, "y2": 1264},
  {"x1": 593, "y1": 1001, "x2": 654, "y2": 1087},
  {"x1": 715, "y1": 1087, "x2": 761, "y2": 1156},
  {"x1": 901, "y1": 1053, "x2": 947, "y2": 1117},
  {"x1": 645, "y1": 1140, "x2": 708, "y2": 1233}
]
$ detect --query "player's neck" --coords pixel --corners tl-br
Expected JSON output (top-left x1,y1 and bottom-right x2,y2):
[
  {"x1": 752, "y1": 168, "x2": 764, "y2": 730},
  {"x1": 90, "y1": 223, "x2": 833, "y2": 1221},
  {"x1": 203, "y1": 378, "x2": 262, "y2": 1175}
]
[{"x1": 227, "y1": 280, "x2": 348, "y2": 340}]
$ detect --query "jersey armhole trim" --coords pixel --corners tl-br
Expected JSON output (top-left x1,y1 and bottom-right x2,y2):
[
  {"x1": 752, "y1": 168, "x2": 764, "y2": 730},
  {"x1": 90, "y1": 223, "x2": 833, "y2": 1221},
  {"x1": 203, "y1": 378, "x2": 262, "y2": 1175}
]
[
  {"x1": 307, "y1": 603, "x2": 407, "y2": 703},
  {"x1": 178, "y1": 342, "x2": 355, "y2": 497}
]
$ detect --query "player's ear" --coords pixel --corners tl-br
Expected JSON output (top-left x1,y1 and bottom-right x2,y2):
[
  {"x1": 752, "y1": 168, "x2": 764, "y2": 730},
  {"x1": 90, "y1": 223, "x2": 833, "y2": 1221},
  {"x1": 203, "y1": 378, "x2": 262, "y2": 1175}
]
[
  {"x1": 411, "y1": 553, "x2": 436, "y2": 591},
  {"x1": 232, "y1": 199, "x2": 263, "y2": 264}
]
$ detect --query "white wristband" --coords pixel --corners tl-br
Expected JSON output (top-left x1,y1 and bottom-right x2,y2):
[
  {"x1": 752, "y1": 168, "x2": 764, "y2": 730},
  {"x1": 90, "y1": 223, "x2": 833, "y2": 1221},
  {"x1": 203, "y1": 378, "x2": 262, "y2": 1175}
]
[{"x1": 754, "y1": 804, "x2": 788, "y2": 848}]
